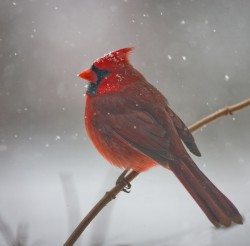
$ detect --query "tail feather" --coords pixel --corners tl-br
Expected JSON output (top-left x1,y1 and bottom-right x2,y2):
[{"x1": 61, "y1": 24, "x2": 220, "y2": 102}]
[{"x1": 170, "y1": 159, "x2": 243, "y2": 227}]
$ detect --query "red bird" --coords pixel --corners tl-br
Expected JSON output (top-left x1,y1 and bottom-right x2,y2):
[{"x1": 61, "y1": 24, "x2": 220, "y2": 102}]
[{"x1": 79, "y1": 47, "x2": 243, "y2": 227}]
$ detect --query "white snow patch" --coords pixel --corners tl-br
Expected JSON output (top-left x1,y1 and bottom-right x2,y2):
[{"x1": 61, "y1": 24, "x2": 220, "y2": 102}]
[
  {"x1": 55, "y1": 136, "x2": 61, "y2": 141},
  {"x1": 224, "y1": 75, "x2": 230, "y2": 81}
]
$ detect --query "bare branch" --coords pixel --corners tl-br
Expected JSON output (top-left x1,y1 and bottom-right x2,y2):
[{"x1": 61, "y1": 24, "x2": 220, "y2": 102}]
[
  {"x1": 64, "y1": 171, "x2": 139, "y2": 246},
  {"x1": 189, "y1": 98, "x2": 250, "y2": 133}
]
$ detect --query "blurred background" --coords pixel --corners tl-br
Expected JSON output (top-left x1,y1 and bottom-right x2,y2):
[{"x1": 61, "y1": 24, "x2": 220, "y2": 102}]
[{"x1": 0, "y1": 0, "x2": 249, "y2": 245}]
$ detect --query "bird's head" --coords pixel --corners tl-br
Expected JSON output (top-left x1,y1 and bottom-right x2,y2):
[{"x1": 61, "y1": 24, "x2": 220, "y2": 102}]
[{"x1": 78, "y1": 47, "x2": 134, "y2": 95}]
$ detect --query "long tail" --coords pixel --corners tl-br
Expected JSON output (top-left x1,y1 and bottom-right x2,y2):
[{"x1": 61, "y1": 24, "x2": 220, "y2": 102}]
[{"x1": 169, "y1": 158, "x2": 243, "y2": 227}]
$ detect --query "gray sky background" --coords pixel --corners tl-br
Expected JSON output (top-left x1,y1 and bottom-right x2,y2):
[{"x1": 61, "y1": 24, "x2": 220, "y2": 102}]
[{"x1": 0, "y1": 0, "x2": 249, "y2": 245}]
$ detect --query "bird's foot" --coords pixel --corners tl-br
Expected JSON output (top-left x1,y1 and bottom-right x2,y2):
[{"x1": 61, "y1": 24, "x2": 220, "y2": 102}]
[{"x1": 116, "y1": 169, "x2": 132, "y2": 193}]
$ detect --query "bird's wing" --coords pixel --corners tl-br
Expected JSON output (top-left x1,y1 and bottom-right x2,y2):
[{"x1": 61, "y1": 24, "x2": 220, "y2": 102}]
[
  {"x1": 100, "y1": 109, "x2": 182, "y2": 165},
  {"x1": 167, "y1": 107, "x2": 201, "y2": 157}
]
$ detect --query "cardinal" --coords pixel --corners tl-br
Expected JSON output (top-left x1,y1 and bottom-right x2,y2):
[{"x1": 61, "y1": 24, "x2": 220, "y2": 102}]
[{"x1": 78, "y1": 47, "x2": 243, "y2": 227}]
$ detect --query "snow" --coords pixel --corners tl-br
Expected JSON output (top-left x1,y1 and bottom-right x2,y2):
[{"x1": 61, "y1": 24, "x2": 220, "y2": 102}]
[
  {"x1": 1, "y1": 0, "x2": 249, "y2": 245},
  {"x1": 55, "y1": 136, "x2": 61, "y2": 141},
  {"x1": 182, "y1": 56, "x2": 187, "y2": 61}
]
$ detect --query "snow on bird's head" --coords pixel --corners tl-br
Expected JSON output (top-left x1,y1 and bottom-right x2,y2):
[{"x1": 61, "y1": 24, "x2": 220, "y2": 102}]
[{"x1": 93, "y1": 47, "x2": 134, "y2": 70}]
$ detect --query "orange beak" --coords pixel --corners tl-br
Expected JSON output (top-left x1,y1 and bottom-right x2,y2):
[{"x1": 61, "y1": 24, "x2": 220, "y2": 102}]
[{"x1": 78, "y1": 68, "x2": 97, "y2": 83}]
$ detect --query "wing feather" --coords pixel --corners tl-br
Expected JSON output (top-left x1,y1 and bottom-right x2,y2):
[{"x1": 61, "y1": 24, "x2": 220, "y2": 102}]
[
  {"x1": 167, "y1": 107, "x2": 201, "y2": 156},
  {"x1": 101, "y1": 111, "x2": 175, "y2": 164}
]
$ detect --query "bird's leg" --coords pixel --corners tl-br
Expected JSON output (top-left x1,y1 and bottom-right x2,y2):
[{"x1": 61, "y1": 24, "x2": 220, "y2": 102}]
[{"x1": 116, "y1": 169, "x2": 132, "y2": 193}]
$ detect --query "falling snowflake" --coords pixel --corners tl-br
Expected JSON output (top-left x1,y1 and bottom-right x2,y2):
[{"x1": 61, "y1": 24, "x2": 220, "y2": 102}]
[{"x1": 55, "y1": 136, "x2": 61, "y2": 141}]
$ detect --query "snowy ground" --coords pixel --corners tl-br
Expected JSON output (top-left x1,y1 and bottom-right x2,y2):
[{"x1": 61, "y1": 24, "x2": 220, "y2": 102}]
[{"x1": 1, "y1": 1, "x2": 250, "y2": 245}]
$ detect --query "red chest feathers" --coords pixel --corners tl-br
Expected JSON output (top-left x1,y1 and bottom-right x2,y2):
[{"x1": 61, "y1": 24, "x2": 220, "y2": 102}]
[{"x1": 84, "y1": 96, "x2": 157, "y2": 172}]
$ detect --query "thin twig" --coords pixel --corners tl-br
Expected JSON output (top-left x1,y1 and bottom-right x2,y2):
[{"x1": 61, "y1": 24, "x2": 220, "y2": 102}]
[
  {"x1": 189, "y1": 98, "x2": 250, "y2": 133},
  {"x1": 64, "y1": 98, "x2": 250, "y2": 246},
  {"x1": 64, "y1": 171, "x2": 139, "y2": 246}
]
